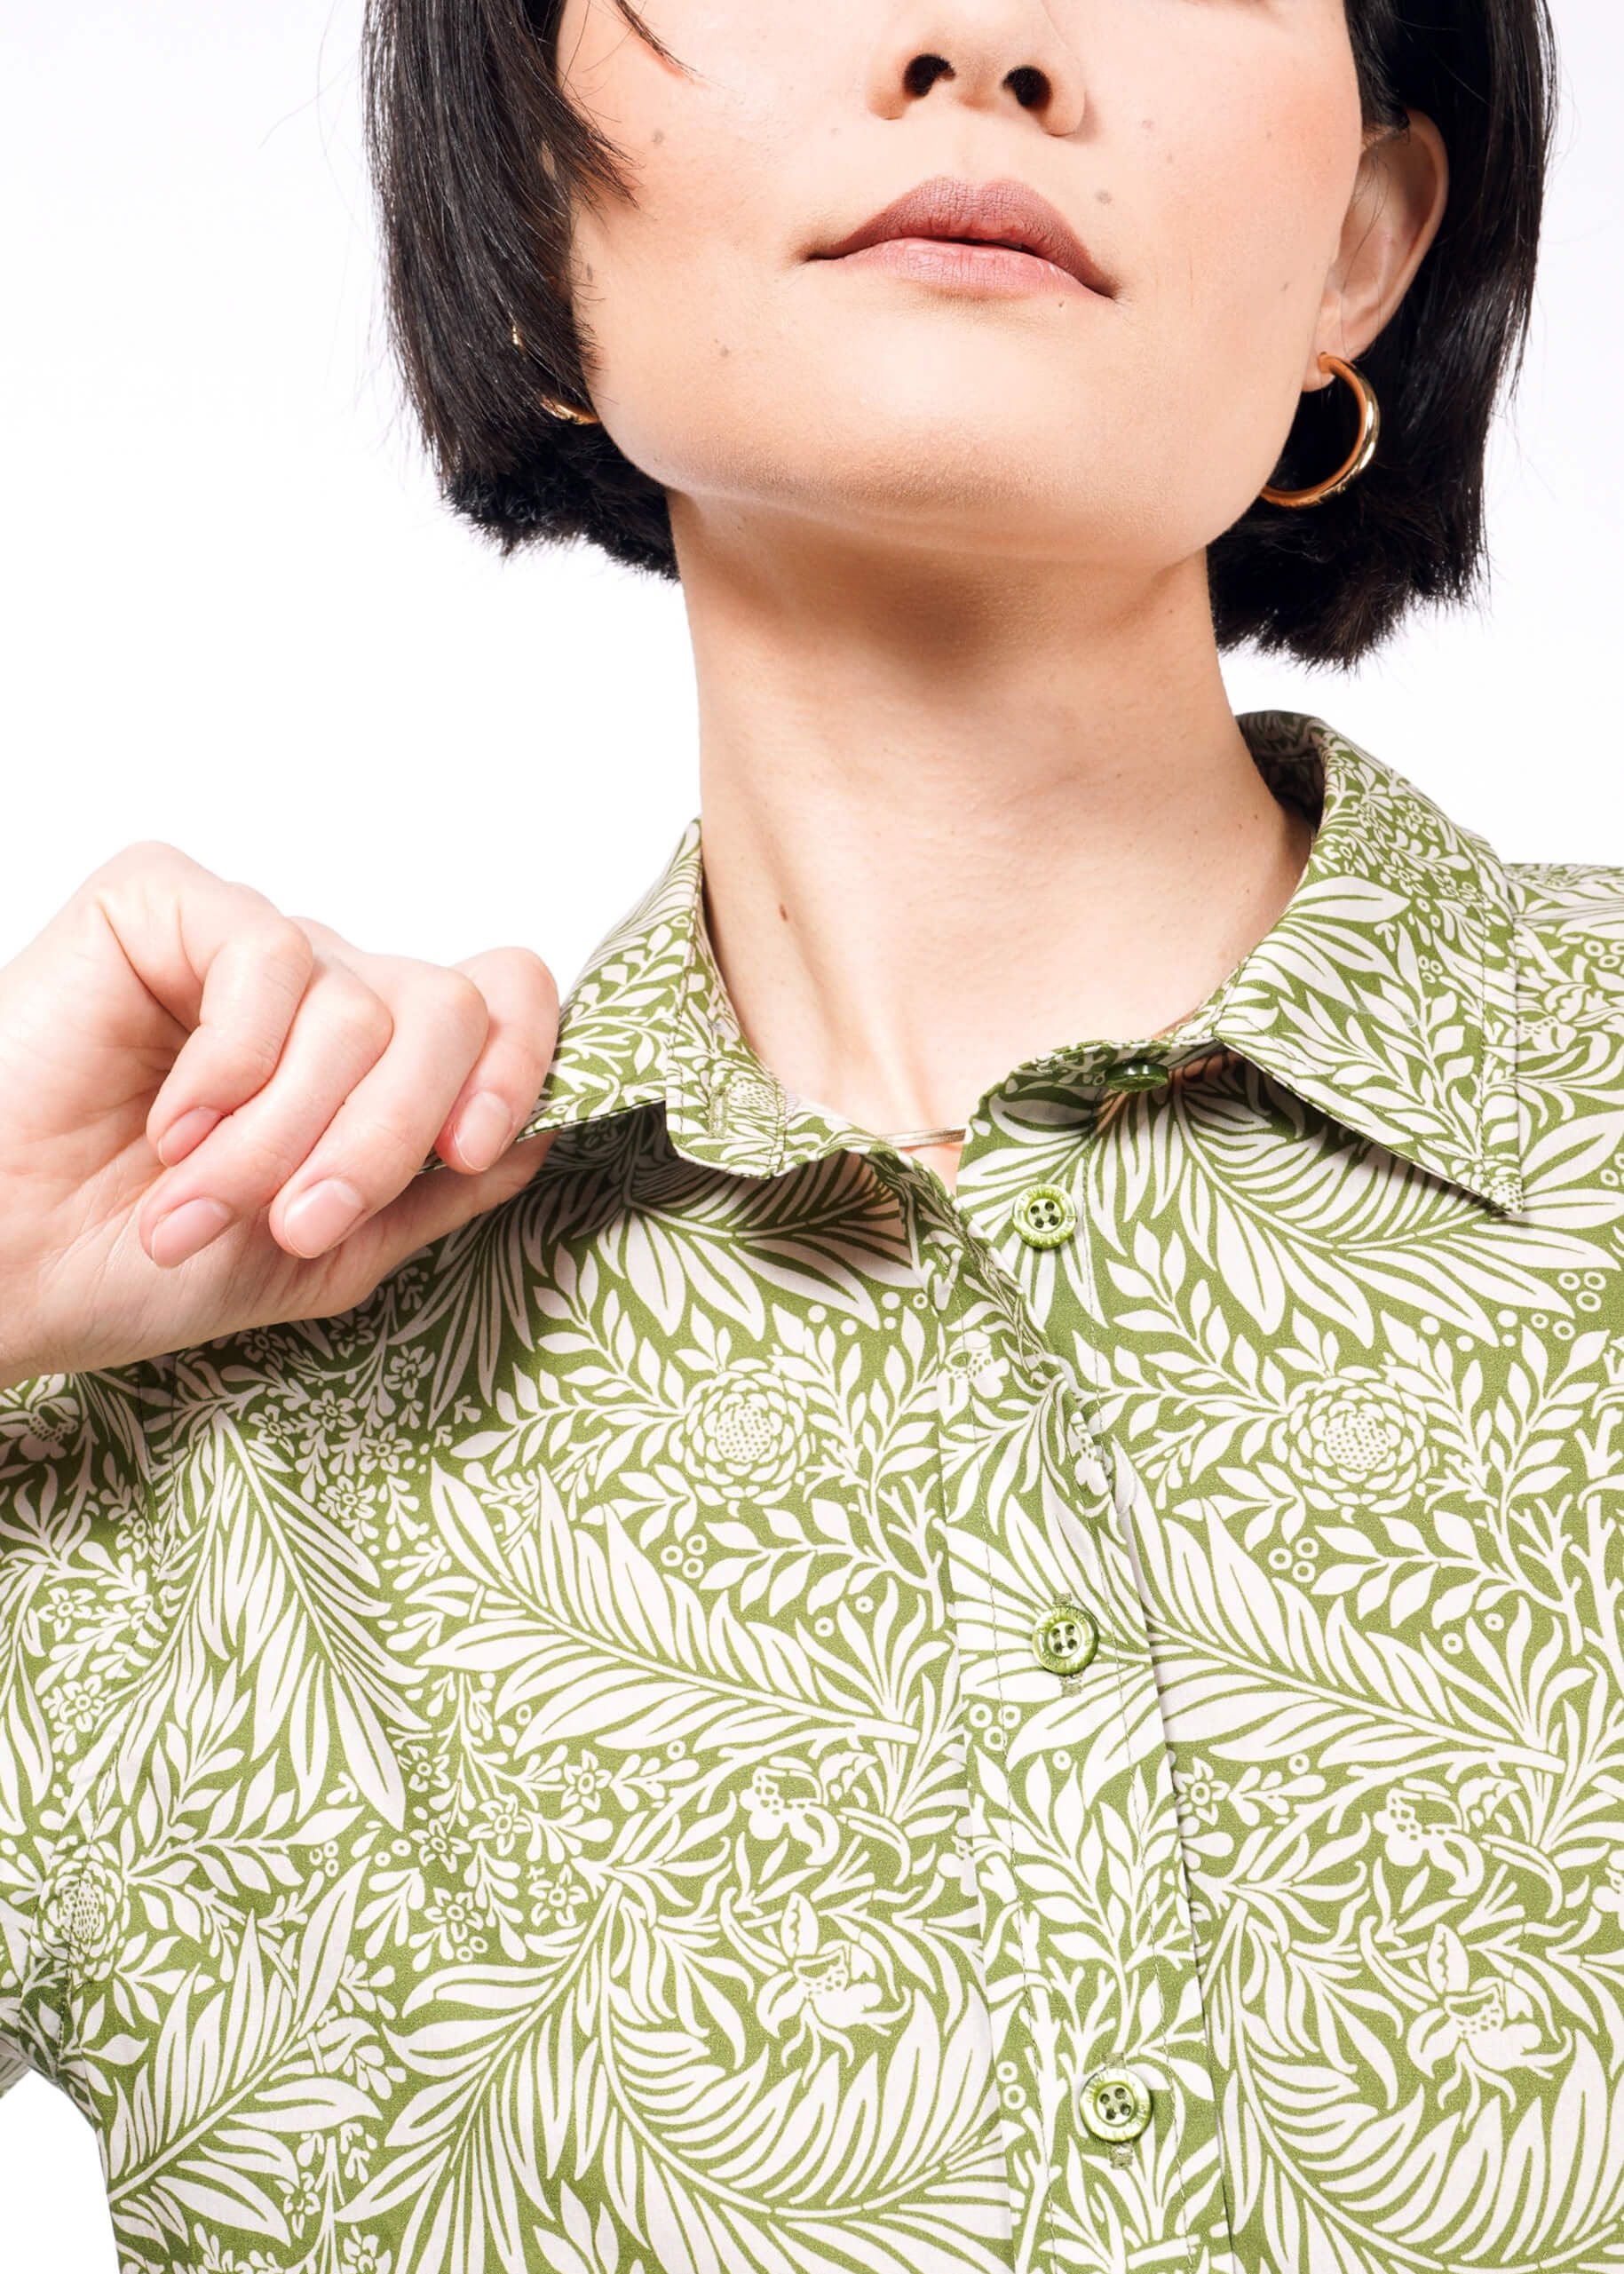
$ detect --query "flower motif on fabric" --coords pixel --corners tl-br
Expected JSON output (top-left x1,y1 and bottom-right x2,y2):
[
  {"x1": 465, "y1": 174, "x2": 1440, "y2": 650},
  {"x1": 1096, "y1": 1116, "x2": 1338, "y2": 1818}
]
[
  {"x1": 681, "y1": 1361, "x2": 813, "y2": 1497},
  {"x1": 1173, "y1": 1754, "x2": 1324, "y2": 1859},
  {"x1": 757, "y1": 1893, "x2": 895, "y2": 2045},
  {"x1": 3, "y1": 1376, "x2": 83, "y2": 1464},
  {"x1": 1372, "y1": 1783, "x2": 1490, "y2": 1895},
  {"x1": 36, "y1": 1841, "x2": 128, "y2": 1970},
  {"x1": 738, "y1": 1760, "x2": 840, "y2": 1865},
  {"x1": 1406, "y1": 1923, "x2": 1546, "y2": 2084},
  {"x1": 1279, "y1": 1370, "x2": 1431, "y2": 1515}
]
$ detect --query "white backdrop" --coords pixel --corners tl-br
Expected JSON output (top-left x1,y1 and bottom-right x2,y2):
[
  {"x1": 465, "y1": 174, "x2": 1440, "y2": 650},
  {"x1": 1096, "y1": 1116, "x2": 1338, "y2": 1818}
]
[{"x1": 2, "y1": 0, "x2": 1620, "y2": 2262}]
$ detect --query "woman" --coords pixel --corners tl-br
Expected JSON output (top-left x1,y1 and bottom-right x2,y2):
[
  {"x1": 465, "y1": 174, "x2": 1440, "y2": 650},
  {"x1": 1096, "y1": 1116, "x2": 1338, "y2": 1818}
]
[{"x1": 0, "y1": 2, "x2": 1604, "y2": 2271}]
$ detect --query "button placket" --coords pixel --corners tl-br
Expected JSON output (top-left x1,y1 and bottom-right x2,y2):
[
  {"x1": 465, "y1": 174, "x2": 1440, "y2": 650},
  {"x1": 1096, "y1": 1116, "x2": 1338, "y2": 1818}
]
[
  {"x1": 947, "y1": 1060, "x2": 1218, "y2": 2269},
  {"x1": 907, "y1": 1200, "x2": 1070, "y2": 2238},
  {"x1": 889, "y1": 1092, "x2": 1215, "y2": 2271}
]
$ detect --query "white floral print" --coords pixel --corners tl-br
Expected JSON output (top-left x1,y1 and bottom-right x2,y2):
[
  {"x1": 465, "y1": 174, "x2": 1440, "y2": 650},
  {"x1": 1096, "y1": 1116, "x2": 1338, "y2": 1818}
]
[{"x1": 1, "y1": 714, "x2": 1621, "y2": 2274}]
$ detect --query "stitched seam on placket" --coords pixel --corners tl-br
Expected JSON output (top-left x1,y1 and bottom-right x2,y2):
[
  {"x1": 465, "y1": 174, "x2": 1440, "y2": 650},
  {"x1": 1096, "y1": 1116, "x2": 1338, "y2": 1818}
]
[
  {"x1": 946, "y1": 1111, "x2": 1113, "y2": 2271},
  {"x1": 958, "y1": 1245, "x2": 1110, "y2": 2274},
  {"x1": 921, "y1": 1207, "x2": 1052, "y2": 2266},
  {"x1": 1070, "y1": 1151, "x2": 1200, "y2": 2268},
  {"x1": 967, "y1": 1376, "x2": 1056, "y2": 2272}
]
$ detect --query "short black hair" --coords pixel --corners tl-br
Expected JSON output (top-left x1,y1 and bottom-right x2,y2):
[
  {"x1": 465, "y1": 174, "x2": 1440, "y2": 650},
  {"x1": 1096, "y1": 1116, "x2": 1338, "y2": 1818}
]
[{"x1": 361, "y1": 0, "x2": 1557, "y2": 669}]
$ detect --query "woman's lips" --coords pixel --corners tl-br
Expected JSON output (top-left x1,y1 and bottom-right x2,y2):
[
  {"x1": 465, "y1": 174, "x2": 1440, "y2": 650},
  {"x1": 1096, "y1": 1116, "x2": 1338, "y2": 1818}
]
[
  {"x1": 828, "y1": 234, "x2": 1104, "y2": 298},
  {"x1": 812, "y1": 176, "x2": 1116, "y2": 299}
]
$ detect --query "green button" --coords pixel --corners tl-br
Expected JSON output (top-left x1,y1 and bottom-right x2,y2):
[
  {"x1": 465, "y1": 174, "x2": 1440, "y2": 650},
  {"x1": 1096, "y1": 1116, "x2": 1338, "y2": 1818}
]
[
  {"x1": 1078, "y1": 2064, "x2": 1153, "y2": 2143},
  {"x1": 1033, "y1": 1600, "x2": 1098, "y2": 1676},
  {"x1": 1011, "y1": 1184, "x2": 1077, "y2": 1249},
  {"x1": 1106, "y1": 1056, "x2": 1168, "y2": 1091}
]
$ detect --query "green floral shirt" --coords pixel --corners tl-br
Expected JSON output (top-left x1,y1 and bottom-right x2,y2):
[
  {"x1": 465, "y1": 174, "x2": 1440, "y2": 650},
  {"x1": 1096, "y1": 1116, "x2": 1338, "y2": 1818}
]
[{"x1": 4, "y1": 712, "x2": 1623, "y2": 2274}]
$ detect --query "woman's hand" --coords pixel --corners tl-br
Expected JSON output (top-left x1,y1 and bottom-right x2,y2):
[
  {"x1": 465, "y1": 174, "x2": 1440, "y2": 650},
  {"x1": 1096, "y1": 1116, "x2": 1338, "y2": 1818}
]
[{"x1": 0, "y1": 840, "x2": 559, "y2": 1389}]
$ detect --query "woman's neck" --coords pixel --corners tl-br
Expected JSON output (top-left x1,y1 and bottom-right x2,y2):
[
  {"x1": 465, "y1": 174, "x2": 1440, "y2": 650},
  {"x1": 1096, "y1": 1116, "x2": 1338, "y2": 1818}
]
[{"x1": 680, "y1": 515, "x2": 1314, "y2": 1144}]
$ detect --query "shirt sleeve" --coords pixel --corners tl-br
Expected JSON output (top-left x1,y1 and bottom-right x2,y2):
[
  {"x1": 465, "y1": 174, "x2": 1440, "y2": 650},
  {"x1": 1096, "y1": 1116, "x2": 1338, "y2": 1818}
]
[{"x1": 0, "y1": 1360, "x2": 161, "y2": 2097}]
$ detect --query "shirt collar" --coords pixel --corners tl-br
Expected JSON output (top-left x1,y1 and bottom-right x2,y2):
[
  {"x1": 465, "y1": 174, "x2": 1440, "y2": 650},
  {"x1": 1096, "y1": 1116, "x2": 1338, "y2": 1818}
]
[{"x1": 511, "y1": 712, "x2": 1524, "y2": 1214}]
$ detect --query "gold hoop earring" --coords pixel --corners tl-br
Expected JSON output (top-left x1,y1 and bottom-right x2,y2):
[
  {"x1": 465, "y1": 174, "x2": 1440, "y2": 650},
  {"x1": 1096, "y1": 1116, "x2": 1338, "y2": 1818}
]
[
  {"x1": 536, "y1": 393, "x2": 601, "y2": 427},
  {"x1": 508, "y1": 319, "x2": 602, "y2": 427},
  {"x1": 1259, "y1": 352, "x2": 1379, "y2": 508}
]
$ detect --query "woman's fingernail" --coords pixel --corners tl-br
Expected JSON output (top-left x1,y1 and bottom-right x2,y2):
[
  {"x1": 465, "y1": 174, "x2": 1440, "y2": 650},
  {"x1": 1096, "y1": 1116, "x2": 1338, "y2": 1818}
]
[
  {"x1": 155, "y1": 1105, "x2": 222, "y2": 1166},
  {"x1": 149, "y1": 1196, "x2": 233, "y2": 1268},
  {"x1": 455, "y1": 1089, "x2": 515, "y2": 1170},
  {"x1": 281, "y1": 1177, "x2": 366, "y2": 1257}
]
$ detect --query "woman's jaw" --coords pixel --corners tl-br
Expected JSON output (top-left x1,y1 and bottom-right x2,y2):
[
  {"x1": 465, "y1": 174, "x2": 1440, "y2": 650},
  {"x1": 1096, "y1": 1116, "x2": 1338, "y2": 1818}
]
[{"x1": 551, "y1": 0, "x2": 1444, "y2": 581}]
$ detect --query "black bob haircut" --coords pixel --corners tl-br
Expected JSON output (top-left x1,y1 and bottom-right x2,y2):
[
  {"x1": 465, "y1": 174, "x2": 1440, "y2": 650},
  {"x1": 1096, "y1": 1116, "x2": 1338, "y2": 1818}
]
[{"x1": 361, "y1": 0, "x2": 1557, "y2": 670}]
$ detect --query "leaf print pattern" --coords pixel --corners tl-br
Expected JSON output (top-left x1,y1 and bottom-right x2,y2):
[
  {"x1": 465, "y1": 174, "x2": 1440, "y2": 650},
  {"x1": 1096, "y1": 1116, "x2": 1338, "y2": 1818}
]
[{"x1": 1, "y1": 711, "x2": 1623, "y2": 2274}]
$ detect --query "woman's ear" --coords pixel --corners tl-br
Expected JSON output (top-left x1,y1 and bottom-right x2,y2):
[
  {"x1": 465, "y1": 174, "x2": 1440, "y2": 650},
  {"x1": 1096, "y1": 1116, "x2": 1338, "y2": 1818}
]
[{"x1": 1304, "y1": 108, "x2": 1450, "y2": 387}]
